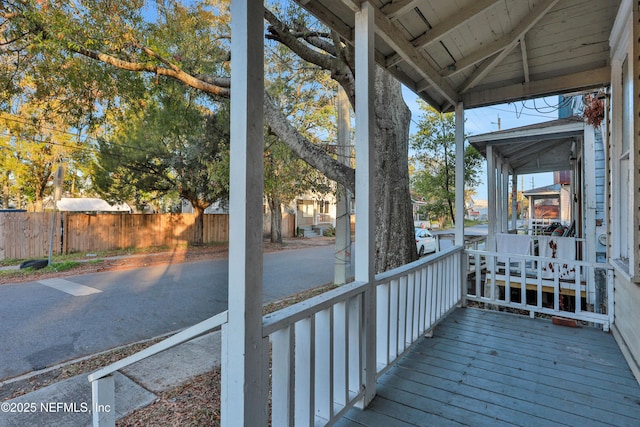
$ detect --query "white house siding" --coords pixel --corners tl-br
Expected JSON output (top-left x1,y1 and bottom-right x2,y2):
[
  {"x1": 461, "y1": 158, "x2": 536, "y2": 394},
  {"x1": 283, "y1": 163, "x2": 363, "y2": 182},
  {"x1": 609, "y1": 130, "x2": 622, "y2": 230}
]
[
  {"x1": 609, "y1": 0, "x2": 640, "y2": 385},
  {"x1": 612, "y1": 275, "x2": 640, "y2": 382}
]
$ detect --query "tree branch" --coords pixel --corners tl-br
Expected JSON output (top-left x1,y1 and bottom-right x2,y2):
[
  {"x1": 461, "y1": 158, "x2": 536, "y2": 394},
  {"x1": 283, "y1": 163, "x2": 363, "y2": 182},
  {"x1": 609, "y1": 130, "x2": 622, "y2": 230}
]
[
  {"x1": 71, "y1": 45, "x2": 231, "y2": 98},
  {"x1": 264, "y1": 92, "x2": 355, "y2": 194}
]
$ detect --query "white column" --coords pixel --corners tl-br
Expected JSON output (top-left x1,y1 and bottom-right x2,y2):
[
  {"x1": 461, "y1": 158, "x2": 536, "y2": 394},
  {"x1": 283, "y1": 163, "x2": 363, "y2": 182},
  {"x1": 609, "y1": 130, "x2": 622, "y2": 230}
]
[
  {"x1": 502, "y1": 161, "x2": 509, "y2": 233},
  {"x1": 455, "y1": 102, "x2": 465, "y2": 246},
  {"x1": 495, "y1": 156, "x2": 503, "y2": 233},
  {"x1": 511, "y1": 173, "x2": 518, "y2": 231},
  {"x1": 355, "y1": 1, "x2": 376, "y2": 407},
  {"x1": 584, "y1": 128, "x2": 597, "y2": 305},
  {"x1": 487, "y1": 145, "x2": 496, "y2": 250},
  {"x1": 223, "y1": 1, "x2": 266, "y2": 425}
]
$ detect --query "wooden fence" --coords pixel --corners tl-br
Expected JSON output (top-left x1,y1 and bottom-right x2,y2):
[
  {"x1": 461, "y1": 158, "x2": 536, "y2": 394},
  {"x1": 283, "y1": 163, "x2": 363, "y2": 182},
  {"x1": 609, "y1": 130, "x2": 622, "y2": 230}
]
[
  {"x1": 263, "y1": 212, "x2": 296, "y2": 239},
  {"x1": 0, "y1": 212, "x2": 298, "y2": 261},
  {"x1": 63, "y1": 213, "x2": 231, "y2": 254}
]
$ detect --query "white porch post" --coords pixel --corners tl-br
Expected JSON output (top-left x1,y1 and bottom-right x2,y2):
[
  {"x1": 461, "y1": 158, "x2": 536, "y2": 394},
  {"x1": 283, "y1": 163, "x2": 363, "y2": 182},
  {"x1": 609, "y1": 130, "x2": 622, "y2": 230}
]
[
  {"x1": 487, "y1": 145, "x2": 497, "y2": 249},
  {"x1": 495, "y1": 156, "x2": 503, "y2": 233},
  {"x1": 511, "y1": 173, "x2": 518, "y2": 231},
  {"x1": 222, "y1": 1, "x2": 267, "y2": 426},
  {"x1": 502, "y1": 161, "x2": 509, "y2": 233},
  {"x1": 455, "y1": 102, "x2": 465, "y2": 246},
  {"x1": 584, "y1": 127, "x2": 597, "y2": 306},
  {"x1": 354, "y1": 1, "x2": 376, "y2": 407},
  {"x1": 455, "y1": 102, "x2": 466, "y2": 305}
]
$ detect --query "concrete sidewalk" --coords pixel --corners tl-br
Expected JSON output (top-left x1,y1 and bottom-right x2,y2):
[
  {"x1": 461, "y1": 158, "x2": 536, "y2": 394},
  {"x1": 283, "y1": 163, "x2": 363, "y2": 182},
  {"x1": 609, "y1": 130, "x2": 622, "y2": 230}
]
[{"x1": 0, "y1": 331, "x2": 221, "y2": 427}]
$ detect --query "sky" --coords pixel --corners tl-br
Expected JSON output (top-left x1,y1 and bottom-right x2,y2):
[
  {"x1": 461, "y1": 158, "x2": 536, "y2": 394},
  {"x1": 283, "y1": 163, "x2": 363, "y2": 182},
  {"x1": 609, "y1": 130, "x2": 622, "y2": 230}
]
[{"x1": 401, "y1": 86, "x2": 563, "y2": 201}]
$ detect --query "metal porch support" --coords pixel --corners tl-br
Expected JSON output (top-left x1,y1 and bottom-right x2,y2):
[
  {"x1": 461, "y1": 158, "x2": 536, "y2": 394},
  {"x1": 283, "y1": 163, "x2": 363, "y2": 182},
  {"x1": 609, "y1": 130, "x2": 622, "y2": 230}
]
[
  {"x1": 354, "y1": 1, "x2": 377, "y2": 408},
  {"x1": 222, "y1": 1, "x2": 267, "y2": 425}
]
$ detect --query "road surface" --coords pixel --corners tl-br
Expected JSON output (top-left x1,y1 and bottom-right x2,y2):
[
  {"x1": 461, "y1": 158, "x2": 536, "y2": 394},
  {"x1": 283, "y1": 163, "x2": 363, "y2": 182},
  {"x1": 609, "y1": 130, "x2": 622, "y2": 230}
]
[{"x1": 0, "y1": 245, "x2": 350, "y2": 381}]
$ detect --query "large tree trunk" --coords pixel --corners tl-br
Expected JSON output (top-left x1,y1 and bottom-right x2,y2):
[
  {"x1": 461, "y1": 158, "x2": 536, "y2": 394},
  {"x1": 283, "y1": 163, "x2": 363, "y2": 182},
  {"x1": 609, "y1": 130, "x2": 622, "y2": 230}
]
[
  {"x1": 191, "y1": 203, "x2": 205, "y2": 246},
  {"x1": 373, "y1": 70, "x2": 418, "y2": 273},
  {"x1": 268, "y1": 196, "x2": 283, "y2": 244}
]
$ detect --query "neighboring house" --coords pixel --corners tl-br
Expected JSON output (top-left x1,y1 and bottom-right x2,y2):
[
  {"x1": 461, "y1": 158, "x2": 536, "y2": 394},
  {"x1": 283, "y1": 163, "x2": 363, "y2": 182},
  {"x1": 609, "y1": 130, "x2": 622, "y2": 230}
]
[
  {"x1": 181, "y1": 199, "x2": 228, "y2": 214},
  {"x1": 466, "y1": 198, "x2": 488, "y2": 221},
  {"x1": 523, "y1": 183, "x2": 571, "y2": 232},
  {"x1": 293, "y1": 193, "x2": 337, "y2": 237}
]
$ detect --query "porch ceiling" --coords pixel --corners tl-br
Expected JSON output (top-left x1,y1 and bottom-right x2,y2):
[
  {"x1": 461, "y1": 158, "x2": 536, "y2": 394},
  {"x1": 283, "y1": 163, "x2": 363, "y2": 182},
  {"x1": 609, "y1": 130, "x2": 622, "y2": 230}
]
[
  {"x1": 294, "y1": 0, "x2": 620, "y2": 112},
  {"x1": 468, "y1": 117, "x2": 584, "y2": 175}
]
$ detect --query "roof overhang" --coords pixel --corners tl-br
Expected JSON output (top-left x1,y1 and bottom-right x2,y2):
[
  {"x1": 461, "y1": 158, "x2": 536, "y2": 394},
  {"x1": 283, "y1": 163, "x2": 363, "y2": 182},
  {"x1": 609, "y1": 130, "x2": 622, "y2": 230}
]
[
  {"x1": 468, "y1": 117, "x2": 585, "y2": 175},
  {"x1": 56, "y1": 198, "x2": 131, "y2": 212},
  {"x1": 294, "y1": 0, "x2": 620, "y2": 112}
]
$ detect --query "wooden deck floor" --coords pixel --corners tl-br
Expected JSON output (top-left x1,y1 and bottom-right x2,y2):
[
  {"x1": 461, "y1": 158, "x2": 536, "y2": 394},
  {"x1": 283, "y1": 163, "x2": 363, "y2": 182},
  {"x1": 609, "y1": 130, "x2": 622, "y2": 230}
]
[{"x1": 336, "y1": 308, "x2": 640, "y2": 427}]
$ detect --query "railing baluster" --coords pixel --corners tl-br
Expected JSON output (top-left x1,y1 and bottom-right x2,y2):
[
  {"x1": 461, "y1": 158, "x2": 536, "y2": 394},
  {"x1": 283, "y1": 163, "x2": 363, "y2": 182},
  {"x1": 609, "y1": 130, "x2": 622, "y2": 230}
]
[
  {"x1": 294, "y1": 317, "x2": 314, "y2": 426},
  {"x1": 376, "y1": 283, "x2": 389, "y2": 369},
  {"x1": 419, "y1": 267, "x2": 427, "y2": 333},
  {"x1": 271, "y1": 326, "x2": 294, "y2": 427},
  {"x1": 398, "y1": 276, "x2": 407, "y2": 352},
  {"x1": 474, "y1": 253, "x2": 482, "y2": 297},
  {"x1": 315, "y1": 308, "x2": 333, "y2": 422},
  {"x1": 553, "y1": 265, "x2": 560, "y2": 312},
  {"x1": 348, "y1": 294, "x2": 362, "y2": 397},
  {"x1": 535, "y1": 259, "x2": 542, "y2": 308},
  {"x1": 410, "y1": 271, "x2": 420, "y2": 341},
  {"x1": 518, "y1": 258, "x2": 525, "y2": 306},
  {"x1": 574, "y1": 266, "x2": 582, "y2": 314},
  {"x1": 389, "y1": 279, "x2": 399, "y2": 361},
  {"x1": 427, "y1": 263, "x2": 435, "y2": 328},
  {"x1": 333, "y1": 301, "x2": 347, "y2": 410},
  {"x1": 436, "y1": 260, "x2": 443, "y2": 319},
  {"x1": 405, "y1": 273, "x2": 413, "y2": 345}
]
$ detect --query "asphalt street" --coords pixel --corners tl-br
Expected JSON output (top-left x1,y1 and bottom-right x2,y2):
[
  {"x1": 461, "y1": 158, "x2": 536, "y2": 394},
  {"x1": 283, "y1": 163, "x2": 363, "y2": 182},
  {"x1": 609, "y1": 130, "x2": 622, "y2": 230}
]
[{"x1": 0, "y1": 245, "x2": 349, "y2": 381}]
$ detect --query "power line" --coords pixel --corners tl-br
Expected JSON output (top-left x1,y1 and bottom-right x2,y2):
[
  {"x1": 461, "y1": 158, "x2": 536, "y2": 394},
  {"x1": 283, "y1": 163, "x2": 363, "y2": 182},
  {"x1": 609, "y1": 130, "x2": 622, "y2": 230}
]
[{"x1": 0, "y1": 113, "x2": 100, "y2": 143}]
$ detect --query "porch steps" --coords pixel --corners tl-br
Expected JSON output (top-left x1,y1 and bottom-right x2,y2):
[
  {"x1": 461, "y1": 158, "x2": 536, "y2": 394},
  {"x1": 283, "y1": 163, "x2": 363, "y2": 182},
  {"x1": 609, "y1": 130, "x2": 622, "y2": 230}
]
[{"x1": 300, "y1": 225, "x2": 323, "y2": 238}]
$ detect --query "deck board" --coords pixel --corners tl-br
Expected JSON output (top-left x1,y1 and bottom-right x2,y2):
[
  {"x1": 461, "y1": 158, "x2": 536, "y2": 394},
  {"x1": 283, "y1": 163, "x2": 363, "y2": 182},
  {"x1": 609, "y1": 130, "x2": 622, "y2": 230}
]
[{"x1": 340, "y1": 308, "x2": 640, "y2": 426}]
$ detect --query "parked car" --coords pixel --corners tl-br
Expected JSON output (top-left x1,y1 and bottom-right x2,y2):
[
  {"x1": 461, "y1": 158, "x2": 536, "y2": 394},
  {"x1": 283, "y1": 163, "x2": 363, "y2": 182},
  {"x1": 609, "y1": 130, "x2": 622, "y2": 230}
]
[{"x1": 415, "y1": 228, "x2": 437, "y2": 257}]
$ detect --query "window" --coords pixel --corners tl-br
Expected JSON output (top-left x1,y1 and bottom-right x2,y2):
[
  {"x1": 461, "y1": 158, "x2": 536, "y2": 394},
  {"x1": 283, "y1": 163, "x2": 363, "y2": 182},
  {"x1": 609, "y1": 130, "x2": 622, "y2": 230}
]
[{"x1": 610, "y1": 53, "x2": 633, "y2": 274}]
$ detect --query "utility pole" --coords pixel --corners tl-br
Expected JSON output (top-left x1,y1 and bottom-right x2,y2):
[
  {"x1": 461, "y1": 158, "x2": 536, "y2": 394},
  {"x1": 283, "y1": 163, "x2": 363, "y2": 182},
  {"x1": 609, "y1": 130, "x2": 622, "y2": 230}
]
[
  {"x1": 492, "y1": 114, "x2": 501, "y2": 131},
  {"x1": 334, "y1": 86, "x2": 352, "y2": 285},
  {"x1": 48, "y1": 164, "x2": 64, "y2": 266}
]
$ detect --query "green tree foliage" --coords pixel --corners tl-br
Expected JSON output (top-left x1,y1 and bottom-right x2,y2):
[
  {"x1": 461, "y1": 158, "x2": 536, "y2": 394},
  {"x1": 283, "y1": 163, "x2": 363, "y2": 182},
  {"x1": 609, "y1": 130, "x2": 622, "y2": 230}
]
[
  {"x1": 0, "y1": 94, "x2": 91, "y2": 211},
  {"x1": 92, "y1": 83, "x2": 230, "y2": 244},
  {"x1": 2, "y1": 0, "x2": 416, "y2": 270},
  {"x1": 410, "y1": 101, "x2": 483, "y2": 226}
]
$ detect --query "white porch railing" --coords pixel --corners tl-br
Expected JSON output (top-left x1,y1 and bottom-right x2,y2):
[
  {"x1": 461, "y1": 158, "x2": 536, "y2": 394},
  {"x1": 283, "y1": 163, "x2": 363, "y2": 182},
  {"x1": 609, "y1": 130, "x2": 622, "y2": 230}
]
[
  {"x1": 88, "y1": 247, "x2": 464, "y2": 427},
  {"x1": 88, "y1": 311, "x2": 228, "y2": 427},
  {"x1": 466, "y1": 249, "x2": 614, "y2": 330},
  {"x1": 262, "y1": 246, "x2": 463, "y2": 426}
]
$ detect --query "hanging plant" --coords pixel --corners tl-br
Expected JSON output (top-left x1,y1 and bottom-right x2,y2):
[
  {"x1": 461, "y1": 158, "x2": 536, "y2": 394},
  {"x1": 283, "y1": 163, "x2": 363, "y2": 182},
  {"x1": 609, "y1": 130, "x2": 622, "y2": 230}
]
[{"x1": 582, "y1": 94, "x2": 604, "y2": 128}]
